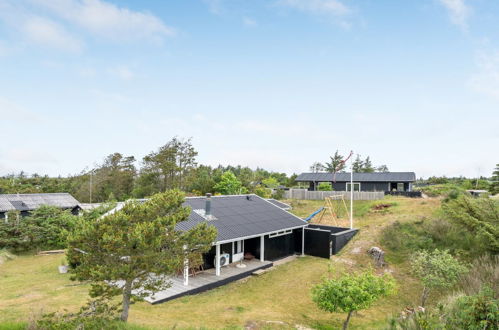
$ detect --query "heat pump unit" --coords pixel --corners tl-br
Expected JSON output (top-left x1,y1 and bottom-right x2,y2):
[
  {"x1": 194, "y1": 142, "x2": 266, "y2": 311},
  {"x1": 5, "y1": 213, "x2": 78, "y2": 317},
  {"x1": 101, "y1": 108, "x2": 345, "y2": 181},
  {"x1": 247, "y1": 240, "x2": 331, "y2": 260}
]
[{"x1": 216, "y1": 253, "x2": 230, "y2": 267}]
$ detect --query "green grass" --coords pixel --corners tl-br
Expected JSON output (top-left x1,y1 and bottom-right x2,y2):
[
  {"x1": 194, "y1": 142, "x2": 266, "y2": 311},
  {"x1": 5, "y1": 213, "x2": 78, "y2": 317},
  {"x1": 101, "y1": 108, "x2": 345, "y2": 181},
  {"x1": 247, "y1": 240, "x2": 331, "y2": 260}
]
[{"x1": 0, "y1": 197, "x2": 442, "y2": 329}]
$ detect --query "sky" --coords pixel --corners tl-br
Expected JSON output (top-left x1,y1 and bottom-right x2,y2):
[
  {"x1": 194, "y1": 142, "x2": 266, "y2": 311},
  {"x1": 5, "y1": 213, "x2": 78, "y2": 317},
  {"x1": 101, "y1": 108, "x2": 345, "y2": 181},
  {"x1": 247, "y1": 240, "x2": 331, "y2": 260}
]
[{"x1": 0, "y1": 0, "x2": 498, "y2": 179}]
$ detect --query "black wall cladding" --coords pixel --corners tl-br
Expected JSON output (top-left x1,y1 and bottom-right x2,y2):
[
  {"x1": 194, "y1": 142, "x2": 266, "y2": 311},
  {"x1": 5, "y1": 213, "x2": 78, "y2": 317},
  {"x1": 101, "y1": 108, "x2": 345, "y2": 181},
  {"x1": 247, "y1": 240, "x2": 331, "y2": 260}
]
[{"x1": 304, "y1": 229, "x2": 331, "y2": 259}]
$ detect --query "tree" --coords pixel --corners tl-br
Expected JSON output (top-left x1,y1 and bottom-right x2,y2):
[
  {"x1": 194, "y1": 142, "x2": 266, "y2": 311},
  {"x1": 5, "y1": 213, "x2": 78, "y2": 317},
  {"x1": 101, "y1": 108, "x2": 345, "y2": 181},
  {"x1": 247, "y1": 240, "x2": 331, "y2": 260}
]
[
  {"x1": 325, "y1": 150, "x2": 345, "y2": 172},
  {"x1": 23, "y1": 206, "x2": 78, "y2": 249},
  {"x1": 310, "y1": 162, "x2": 325, "y2": 173},
  {"x1": 442, "y1": 195, "x2": 499, "y2": 254},
  {"x1": 352, "y1": 155, "x2": 364, "y2": 172},
  {"x1": 262, "y1": 177, "x2": 279, "y2": 189},
  {"x1": 491, "y1": 164, "x2": 499, "y2": 195},
  {"x1": 411, "y1": 249, "x2": 467, "y2": 307},
  {"x1": 66, "y1": 190, "x2": 217, "y2": 322},
  {"x1": 213, "y1": 171, "x2": 247, "y2": 195},
  {"x1": 185, "y1": 165, "x2": 216, "y2": 195},
  {"x1": 312, "y1": 271, "x2": 395, "y2": 330},
  {"x1": 362, "y1": 156, "x2": 375, "y2": 173},
  {"x1": 376, "y1": 164, "x2": 389, "y2": 172},
  {"x1": 139, "y1": 137, "x2": 198, "y2": 193}
]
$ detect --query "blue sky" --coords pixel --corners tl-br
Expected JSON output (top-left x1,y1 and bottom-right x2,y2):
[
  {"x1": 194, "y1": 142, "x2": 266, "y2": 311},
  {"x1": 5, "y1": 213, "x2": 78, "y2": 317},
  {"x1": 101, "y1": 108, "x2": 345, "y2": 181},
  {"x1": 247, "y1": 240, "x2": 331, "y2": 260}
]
[{"x1": 0, "y1": 0, "x2": 498, "y2": 178}]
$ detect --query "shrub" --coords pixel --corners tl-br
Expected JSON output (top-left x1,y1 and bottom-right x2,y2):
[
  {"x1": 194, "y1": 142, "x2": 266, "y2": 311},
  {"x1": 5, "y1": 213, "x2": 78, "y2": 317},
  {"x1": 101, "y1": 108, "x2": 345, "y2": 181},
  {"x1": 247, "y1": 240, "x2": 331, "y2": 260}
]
[
  {"x1": 418, "y1": 184, "x2": 465, "y2": 197},
  {"x1": 271, "y1": 189, "x2": 285, "y2": 200},
  {"x1": 253, "y1": 185, "x2": 271, "y2": 198},
  {"x1": 446, "y1": 287, "x2": 499, "y2": 330},
  {"x1": 312, "y1": 270, "x2": 395, "y2": 329},
  {"x1": 317, "y1": 182, "x2": 332, "y2": 191},
  {"x1": 411, "y1": 249, "x2": 467, "y2": 307},
  {"x1": 381, "y1": 216, "x2": 486, "y2": 263},
  {"x1": 442, "y1": 195, "x2": 499, "y2": 254}
]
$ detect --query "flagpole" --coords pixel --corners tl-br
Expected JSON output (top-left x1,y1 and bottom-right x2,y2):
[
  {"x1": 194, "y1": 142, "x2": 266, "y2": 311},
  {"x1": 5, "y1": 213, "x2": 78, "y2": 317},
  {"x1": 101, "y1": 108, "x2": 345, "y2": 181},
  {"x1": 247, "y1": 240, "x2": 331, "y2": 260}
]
[{"x1": 350, "y1": 153, "x2": 353, "y2": 229}]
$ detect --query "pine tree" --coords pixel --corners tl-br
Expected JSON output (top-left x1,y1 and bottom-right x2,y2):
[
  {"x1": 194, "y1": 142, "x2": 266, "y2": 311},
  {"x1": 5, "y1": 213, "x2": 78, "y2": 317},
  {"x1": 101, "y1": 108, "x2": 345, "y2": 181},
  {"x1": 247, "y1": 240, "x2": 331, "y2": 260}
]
[
  {"x1": 363, "y1": 156, "x2": 375, "y2": 173},
  {"x1": 490, "y1": 164, "x2": 499, "y2": 195},
  {"x1": 352, "y1": 155, "x2": 364, "y2": 172},
  {"x1": 325, "y1": 150, "x2": 345, "y2": 172},
  {"x1": 67, "y1": 190, "x2": 217, "y2": 322}
]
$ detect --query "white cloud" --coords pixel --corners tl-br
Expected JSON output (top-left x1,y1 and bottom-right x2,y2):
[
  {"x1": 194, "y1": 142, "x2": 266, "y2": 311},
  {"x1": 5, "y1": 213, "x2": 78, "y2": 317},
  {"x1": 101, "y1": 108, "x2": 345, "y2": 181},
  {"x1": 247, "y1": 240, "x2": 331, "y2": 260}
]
[
  {"x1": 277, "y1": 0, "x2": 351, "y2": 17},
  {"x1": 470, "y1": 51, "x2": 499, "y2": 99},
  {"x1": 243, "y1": 17, "x2": 257, "y2": 27},
  {"x1": 22, "y1": 16, "x2": 82, "y2": 52},
  {"x1": 437, "y1": 0, "x2": 470, "y2": 29},
  {"x1": 31, "y1": 0, "x2": 175, "y2": 42}
]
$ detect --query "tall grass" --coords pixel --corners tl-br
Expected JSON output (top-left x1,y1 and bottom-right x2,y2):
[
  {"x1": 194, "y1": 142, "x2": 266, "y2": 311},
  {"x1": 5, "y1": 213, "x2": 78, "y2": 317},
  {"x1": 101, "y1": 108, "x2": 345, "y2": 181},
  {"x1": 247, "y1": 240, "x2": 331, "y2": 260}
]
[
  {"x1": 0, "y1": 248, "x2": 16, "y2": 264},
  {"x1": 380, "y1": 217, "x2": 482, "y2": 264}
]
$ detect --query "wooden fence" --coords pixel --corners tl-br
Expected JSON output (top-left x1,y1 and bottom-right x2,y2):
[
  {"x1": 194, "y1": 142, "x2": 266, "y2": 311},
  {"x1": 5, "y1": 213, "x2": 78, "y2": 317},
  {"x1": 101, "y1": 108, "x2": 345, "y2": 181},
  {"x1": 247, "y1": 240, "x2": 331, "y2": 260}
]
[{"x1": 284, "y1": 189, "x2": 384, "y2": 201}]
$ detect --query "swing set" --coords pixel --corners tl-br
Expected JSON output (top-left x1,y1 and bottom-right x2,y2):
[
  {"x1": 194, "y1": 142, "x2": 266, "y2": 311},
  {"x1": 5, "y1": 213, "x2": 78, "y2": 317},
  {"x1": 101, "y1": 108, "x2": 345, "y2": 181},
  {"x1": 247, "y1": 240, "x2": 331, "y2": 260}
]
[
  {"x1": 304, "y1": 195, "x2": 351, "y2": 227},
  {"x1": 304, "y1": 150, "x2": 355, "y2": 228}
]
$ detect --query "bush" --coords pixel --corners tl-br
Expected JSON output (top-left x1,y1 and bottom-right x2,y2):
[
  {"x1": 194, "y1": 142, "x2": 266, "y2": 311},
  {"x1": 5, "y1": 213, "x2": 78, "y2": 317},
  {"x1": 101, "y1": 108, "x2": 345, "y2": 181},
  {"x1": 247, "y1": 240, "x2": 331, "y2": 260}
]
[
  {"x1": 417, "y1": 184, "x2": 466, "y2": 197},
  {"x1": 271, "y1": 189, "x2": 285, "y2": 200},
  {"x1": 312, "y1": 270, "x2": 395, "y2": 329},
  {"x1": 253, "y1": 185, "x2": 271, "y2": 198},
  {"x1": 317, "y1": 182, "x2": 332, "y2": 191},
  {"x1": 446, "y1": 287, "x2": 499, "y2": 330},
  {"x1": 411, "y1": 249, "x2": 467, "y2": 306},
  {"x1": 0, "y1": 206, "x2": 79, "y2": 251},
  {"x1": 442, "y1": 195, "x2": 499, "y2": 254},
  {"x1": 381, "y1": 216, "x2": 488, "y2": 263},
  {"x1": 388, "y1": 289, "x2": 498, "y2": 330}
]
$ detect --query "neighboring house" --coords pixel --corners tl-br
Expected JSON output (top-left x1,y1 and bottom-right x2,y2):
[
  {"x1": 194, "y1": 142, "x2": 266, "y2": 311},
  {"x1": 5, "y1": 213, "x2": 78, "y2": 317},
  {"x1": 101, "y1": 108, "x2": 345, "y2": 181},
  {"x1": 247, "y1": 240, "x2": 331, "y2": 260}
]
[
  {"x1": 106, "y1": 193, "x2": 357, "y2": 303},
  {"x1": 0, "y1": 193, "x2": 81, "y2": 220},
  {"x1": 295, "y1": 172, "x2": 416, "y2": 192}
]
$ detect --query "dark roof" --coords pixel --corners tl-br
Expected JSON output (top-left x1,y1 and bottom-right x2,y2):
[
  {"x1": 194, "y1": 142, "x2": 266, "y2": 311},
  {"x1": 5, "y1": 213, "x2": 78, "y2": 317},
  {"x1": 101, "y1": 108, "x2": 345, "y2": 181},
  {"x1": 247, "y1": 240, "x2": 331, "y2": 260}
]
[
  {"x1": 177, "y1": 195, "x2": 305, "y2": 243},
  {"x1": 295, "y1": 172, "x2": 416, "y2": 182},
  {"x1": 266, "y1": 199, "x2": 292, "y2": 210},
  {"x1": 0, "y1": 193, "x2": 80, "y2": 213}
]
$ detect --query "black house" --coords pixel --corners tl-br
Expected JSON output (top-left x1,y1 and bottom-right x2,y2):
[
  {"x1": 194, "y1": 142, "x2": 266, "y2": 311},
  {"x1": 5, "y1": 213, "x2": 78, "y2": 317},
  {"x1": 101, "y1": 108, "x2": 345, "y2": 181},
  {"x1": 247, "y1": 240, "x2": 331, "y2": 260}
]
[
  {"x1": 0, "y1": 193, "x2": 81, "y2": 220},
  {"x1": 106, "y1": 194, "x2": 357, "y2": 303},
  {"x1": 295, "y1": 172, "x2": 416, "y2": 192}
]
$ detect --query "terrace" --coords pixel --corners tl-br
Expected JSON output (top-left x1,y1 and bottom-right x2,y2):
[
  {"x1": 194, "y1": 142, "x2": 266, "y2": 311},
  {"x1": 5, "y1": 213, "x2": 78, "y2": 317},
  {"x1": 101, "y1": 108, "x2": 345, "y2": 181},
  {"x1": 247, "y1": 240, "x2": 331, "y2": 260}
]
[{"x1": 144, "y1": 259, "x2": 273, "y2": 304}]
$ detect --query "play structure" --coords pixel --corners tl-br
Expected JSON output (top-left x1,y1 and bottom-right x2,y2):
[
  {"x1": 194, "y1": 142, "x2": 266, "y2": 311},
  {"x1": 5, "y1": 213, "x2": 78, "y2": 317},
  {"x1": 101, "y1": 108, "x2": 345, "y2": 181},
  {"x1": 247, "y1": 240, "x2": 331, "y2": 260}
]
[{"x1": 304, "y1": 195, "x2": 351, "y2": 227}]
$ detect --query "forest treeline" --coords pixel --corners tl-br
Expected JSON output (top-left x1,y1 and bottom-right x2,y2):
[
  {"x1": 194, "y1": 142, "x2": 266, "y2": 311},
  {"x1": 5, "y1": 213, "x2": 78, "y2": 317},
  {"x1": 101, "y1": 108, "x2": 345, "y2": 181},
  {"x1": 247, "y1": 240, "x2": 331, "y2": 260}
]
[
  {"x1": 1, "y1": 137, "x2": 497, "y2": 202},
  {"x1": 0, "y1": 138, "x2": 296, "y2": 203}
]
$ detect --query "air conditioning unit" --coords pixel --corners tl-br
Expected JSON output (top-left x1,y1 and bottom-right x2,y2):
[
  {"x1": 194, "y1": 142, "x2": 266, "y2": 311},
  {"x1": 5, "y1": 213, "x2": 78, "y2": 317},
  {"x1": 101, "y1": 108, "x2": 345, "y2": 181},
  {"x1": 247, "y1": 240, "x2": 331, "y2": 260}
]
[{"x1": 215, "y1": 253, "x2": 230, "y2": 267}]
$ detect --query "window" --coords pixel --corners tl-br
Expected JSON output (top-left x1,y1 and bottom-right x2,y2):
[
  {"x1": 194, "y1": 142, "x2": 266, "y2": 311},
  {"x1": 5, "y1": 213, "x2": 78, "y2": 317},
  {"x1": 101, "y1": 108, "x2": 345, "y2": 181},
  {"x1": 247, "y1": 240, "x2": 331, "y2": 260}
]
[
  {"x1": 346, "y1": 182, "x2": 361, "y2": 192},
  {"x1": 397, "y1": 183, "x2": 405, "y2": 192},
  {"x1": 269, "y1": 229, "x2": 293, "y2": 238},
  {"x1": 236, "y1": 240, "x2": 243, "y2": 253}
]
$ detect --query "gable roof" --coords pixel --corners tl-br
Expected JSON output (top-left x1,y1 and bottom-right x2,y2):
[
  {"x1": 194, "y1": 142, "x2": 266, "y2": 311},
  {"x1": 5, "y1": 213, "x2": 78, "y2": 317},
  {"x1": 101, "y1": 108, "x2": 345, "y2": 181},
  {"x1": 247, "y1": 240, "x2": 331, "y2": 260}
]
[
  {"x1": 295, "y1": 172, "x2": 416, "y2": 183},
  {"x1": 178, "y1": 195, "x2": 306, "y2": 243},
  {"x1": 0, "y1": 193, "x2": 80, "y2": 213},
  {"x1": 101, "y1": 194, "x2": 307, "y2": 244}
]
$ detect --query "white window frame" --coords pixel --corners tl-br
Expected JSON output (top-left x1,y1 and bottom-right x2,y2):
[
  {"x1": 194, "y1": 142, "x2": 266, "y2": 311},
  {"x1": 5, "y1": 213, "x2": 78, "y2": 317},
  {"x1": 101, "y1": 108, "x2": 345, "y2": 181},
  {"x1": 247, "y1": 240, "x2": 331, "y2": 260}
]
[
  {"x1": 236, "y1": 240, "x2": 243, "y2": 253},
  {"x1": 346, "y1": 182, "x2": 361, "y2": 192},
  {"x1": 269, "y1": 229, "x2": 293, "y2": 238}
]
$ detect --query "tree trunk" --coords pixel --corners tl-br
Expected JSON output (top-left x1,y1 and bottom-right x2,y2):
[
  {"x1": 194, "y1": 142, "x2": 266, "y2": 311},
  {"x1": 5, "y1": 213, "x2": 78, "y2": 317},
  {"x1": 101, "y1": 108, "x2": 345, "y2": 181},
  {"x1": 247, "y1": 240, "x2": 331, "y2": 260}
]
[
  {"x1": 421, "y1": 286, "x2": 430, "y2": 307},
  {"x1": 343, "y1": 310, "x2": 353, "y2": 330},
  {"x1": 121, "y1": 279, "x2": 132, "y2": 322}
]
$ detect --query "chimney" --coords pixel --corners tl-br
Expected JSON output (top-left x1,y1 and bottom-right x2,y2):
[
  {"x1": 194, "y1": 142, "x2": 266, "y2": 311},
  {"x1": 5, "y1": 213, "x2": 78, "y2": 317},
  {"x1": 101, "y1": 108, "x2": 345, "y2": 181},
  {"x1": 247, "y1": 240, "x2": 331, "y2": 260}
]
[{"x1": 205, "y1": 193, "x2": 212, "y2": 218}]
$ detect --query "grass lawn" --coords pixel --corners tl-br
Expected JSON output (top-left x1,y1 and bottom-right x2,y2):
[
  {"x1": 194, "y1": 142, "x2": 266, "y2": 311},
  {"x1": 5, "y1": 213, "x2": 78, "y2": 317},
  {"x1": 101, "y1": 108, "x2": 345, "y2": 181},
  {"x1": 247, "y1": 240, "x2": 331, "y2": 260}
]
[{"x1": 0, "y1": 196, "x2": 441, "y2": 329}]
